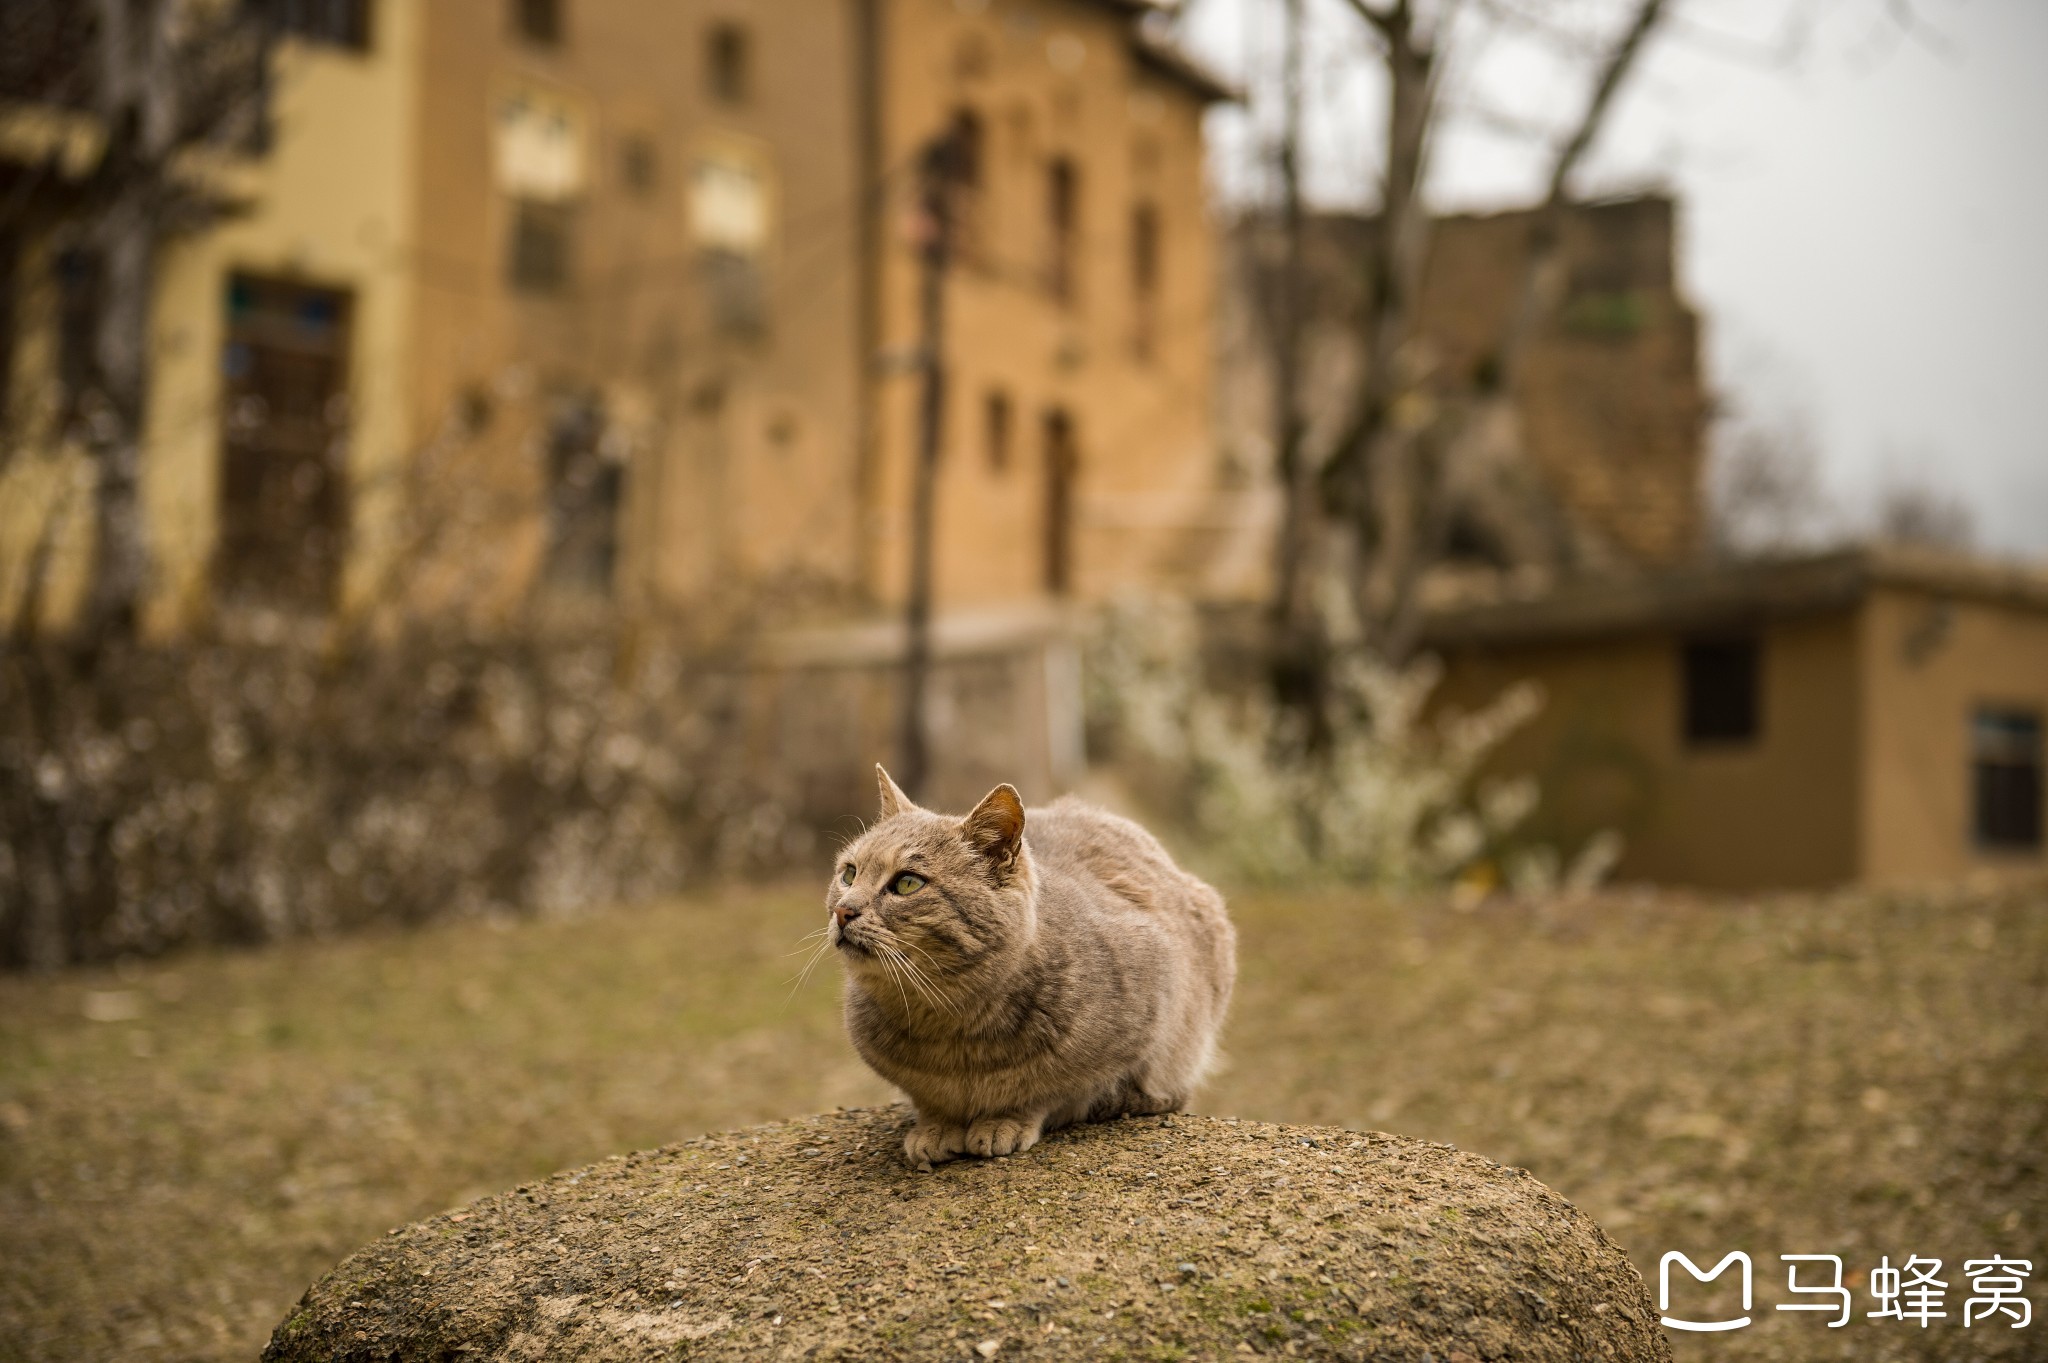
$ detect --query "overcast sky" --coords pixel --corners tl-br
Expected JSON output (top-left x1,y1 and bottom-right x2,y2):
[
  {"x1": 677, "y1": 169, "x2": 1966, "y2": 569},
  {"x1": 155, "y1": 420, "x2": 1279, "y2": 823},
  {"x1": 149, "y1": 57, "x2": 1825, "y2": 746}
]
[{"x1": 1179, "y1": 0, "x2": 2048, "y2": 559}]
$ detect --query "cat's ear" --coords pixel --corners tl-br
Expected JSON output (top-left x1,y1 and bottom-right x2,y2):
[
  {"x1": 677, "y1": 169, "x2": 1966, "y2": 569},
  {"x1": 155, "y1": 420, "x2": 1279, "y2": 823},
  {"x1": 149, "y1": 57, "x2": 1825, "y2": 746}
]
[
  {"x1": 961, "y1": 784, "x2": 1026, "y2": 872},
  {"x1": 876, "y1": 764, "x2": 918, "y2": 819}
]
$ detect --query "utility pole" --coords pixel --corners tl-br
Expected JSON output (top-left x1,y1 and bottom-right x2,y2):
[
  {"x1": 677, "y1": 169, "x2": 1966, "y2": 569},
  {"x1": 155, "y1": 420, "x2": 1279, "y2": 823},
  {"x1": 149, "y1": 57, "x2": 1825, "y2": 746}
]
[
  {"x1": 1268, "y1": 0, "x2": 1327, "y2": 738},
  {"x1": 897, "y1": 126, "x2": 965, "y2": 799}
]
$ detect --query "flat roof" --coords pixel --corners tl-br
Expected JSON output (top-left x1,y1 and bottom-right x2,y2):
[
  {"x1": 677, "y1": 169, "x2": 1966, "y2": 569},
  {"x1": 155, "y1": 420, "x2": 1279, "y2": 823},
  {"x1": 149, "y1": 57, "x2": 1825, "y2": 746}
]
[
  {"x1": 1070, "y1": 0, "x2": 1241, "y2": 104},
  {"x1": 1422, "y1": 545, "x2": 2048, "y2": 649},
  {"x1": 1130, "y1": 33, "x2": 1241, "y2": 104}
]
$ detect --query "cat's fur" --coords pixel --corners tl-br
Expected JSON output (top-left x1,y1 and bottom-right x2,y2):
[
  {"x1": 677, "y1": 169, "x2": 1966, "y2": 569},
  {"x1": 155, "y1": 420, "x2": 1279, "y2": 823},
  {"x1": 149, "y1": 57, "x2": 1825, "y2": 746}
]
[{"x1": 826, "y1": 765, "x2": 1235, "y2": 1167}]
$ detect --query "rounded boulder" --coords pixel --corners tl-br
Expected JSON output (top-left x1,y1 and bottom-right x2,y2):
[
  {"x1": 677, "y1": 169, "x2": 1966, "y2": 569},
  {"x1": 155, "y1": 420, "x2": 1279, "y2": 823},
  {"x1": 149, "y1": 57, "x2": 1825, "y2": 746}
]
[{"x1": 264, "y1": 1105, "x2": 1669, "y2": 1362}]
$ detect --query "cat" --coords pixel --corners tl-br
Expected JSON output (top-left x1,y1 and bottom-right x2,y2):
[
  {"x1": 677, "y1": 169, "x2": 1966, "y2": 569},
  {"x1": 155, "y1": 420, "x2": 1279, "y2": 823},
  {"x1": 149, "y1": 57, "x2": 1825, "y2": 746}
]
[{"x1": 826, "y1": 765, "x2": 1236, "y2": 1168}]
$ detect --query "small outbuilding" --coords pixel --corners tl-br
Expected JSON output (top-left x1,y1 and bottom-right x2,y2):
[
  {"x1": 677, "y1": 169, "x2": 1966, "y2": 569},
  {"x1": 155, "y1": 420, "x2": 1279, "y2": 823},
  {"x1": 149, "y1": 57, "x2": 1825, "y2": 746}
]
[{"x1": 1427, "y1": 546, "x2": 2048, "y2": 890}]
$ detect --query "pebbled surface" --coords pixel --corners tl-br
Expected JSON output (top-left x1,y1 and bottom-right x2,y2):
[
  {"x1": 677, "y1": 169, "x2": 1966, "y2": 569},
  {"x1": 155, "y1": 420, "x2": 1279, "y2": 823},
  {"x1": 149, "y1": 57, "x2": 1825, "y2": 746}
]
[{"x1": 263, "y1": 1105, "x2": 1670, "y2": 1362}]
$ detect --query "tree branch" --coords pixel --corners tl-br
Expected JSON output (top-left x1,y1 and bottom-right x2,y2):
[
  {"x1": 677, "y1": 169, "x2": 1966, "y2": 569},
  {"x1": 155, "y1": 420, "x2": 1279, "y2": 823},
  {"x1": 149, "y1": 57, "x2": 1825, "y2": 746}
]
[
  {"x1": 1339, "y1": 0, "x2": 1406, "y2": 42},
  {"x1": 1544, "y1": 0, "x2": 1670, "y2": 206}
]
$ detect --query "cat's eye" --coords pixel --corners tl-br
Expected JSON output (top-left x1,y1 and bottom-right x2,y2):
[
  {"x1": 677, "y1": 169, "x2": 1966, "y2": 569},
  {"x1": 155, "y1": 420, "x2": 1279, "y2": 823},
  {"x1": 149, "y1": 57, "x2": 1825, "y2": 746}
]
[
  {"x1": 839, "y1": 864, "x2": 856, "y2": 886},
  {"x1": 889, "y1": 872, "x2": 926, "y2": 895}
]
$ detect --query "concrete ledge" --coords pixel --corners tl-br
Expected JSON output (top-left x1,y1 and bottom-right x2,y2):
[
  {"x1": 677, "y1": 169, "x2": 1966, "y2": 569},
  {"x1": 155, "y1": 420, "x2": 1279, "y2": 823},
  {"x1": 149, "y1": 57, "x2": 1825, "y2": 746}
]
[{"x1": 263, "y1": 1106, "x2": 1670, "y2": 1362}]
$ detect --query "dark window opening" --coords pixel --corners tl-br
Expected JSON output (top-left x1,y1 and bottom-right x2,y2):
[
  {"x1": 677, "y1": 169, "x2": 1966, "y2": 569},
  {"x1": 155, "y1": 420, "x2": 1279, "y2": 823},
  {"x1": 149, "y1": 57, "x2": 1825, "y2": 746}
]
[
  {"x1": 1047, "y1": 157, "x2": 1078, "y2": 305},
  {"x1": 542, "y1": 396, "x2": 622, "y2": 594},
  {"x1": 508, "y1": 199, "x2": 573, "y2": 293},
  {"x1": 708, "y1": 23, "x2": 750, "y2": 105},
  {"x1": 700, "y1": 250, "x2": 766, "y2": 339},
  {"x1": 1442, "y1": 507, "x2": 1511, "y2": 568},
  {"x1": 947, "y1": 107, "x2": 985, "y2": 260},
  {"x1": 216, "y1": 273, "x2": 352, "y2": 612},
  {"x1": 1043, "y1": 409, "x2": 1077, "y2": 594},
  {"x1": 1130, "y1": 200, "x2": 1159, "y2": 360},
  {"x1": 621, "y1": 134, "x2": 657, "y2": 195},
  {"x1": 985, "y1": 389, "x2": 1011, "y2": 473},
  {"x1": 271, "y1": 0, "x2": 372, "y2": 50},
  {"x1": 513, "y1": 0, "x2": 563, "y2": 47},
  {"x1": 1682, "y1": 635, "x2": 1760, "y2": 746},
  {"x1": 1973, "y1": 708, "x2": 2042, "y2": 851},
  {"x1": 949, "y1": 107, "x2": 984, "y2": 189}
]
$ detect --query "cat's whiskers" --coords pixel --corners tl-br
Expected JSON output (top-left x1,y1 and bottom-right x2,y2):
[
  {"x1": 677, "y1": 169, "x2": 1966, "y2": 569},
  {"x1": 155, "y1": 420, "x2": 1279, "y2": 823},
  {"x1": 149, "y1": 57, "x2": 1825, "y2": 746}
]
[
  {"x1": 786, "y1": 928, "x2": 836, "y2": 999},
  {"x1": 873, "y1": 944, "x2": 917, "y2": 1014},
  {"x1": 784, "y1": 925, "x2": 832, "y2": 957},
  {"x1": 878, "y1": 938, "x2": 958, "y2": 1017}
]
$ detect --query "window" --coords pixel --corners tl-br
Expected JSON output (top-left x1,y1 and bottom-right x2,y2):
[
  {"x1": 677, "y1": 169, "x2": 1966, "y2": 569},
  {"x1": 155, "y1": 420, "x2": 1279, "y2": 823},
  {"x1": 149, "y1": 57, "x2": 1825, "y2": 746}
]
[
  {"x1": 216, "y1": 274, "x2": 352, "y2": 612},
  {"x1": 1682, "y1": 635, "x2": 1760, "y2": 746},
  {"x1": 1047, "y1": 158, "x2": 1078, "y2": 305},
  {"x1": 985, "y1": 390, "x2": 1011, "y2": 473},
  {"x1": 947, "y1": 107, "x2": 985, "y2": 259},
  {"x1": 620, "y1": 134, "x2": 656, "y2": 195},
  {"x1": 508, "y1": 199, "x2": 573, "y2": 292},
  {"x1": 1130, "y1": 200, "x2": 1159, "y2": 360},
  {"x1": 493, "y1": 89, "x2": 585, "y2": 200},
  {"x1": 699, "y1": 250, "x2": 766, "y2": 338},
  {"x1": 1043, "y1": 409, "x2": 1077, "y2": 594},
  {"x1": 542, "y1": 395, "x2": 622, "y2": 594},
  {"x1": 689, "y1": 149, "x2": 770, "y2": 337},
  {"x1": 707, "y1": 23, "x2": 750, "y2": 105},
  {"x1": 1973, "y1": 708, "x2": 2043, "y2": 851},
  {"x1": 272, "y1": 0, "x2": 372, "y2": 51},
  {"x1": 513, "y1": 0, "x2": 563, "y2": 47}
]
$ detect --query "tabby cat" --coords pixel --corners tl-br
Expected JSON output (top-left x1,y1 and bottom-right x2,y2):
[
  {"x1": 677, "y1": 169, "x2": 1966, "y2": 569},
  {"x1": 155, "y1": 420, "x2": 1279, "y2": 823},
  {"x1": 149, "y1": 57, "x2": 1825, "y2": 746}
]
[{"x1": 826, "y1": 766, "x2": 1235, "y2": 1167}]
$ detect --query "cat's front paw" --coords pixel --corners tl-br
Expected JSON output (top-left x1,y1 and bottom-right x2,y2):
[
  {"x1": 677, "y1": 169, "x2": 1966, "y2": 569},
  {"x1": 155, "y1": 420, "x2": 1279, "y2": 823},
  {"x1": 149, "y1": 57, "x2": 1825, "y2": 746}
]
[
  {"x1": 965, "y1": 1113, "x2": 1043, "y2": 1158},
  {"x1": 903, "y1": 1120, "x2": 969, "y2": 1169}
]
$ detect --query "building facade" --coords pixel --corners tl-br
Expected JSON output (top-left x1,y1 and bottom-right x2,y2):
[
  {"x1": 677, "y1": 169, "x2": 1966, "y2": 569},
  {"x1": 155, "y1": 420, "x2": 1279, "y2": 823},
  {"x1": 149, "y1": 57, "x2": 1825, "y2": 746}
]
[
  {"x1": 0, "y1": 0, "x2": 1230, "y2": 637},
  {"x1": 1213, "y1": 196, "x2": 1709, "y2": 602},
  {"x1": 1426, "y1": 548, "x2": 2048, "y2": 890}
]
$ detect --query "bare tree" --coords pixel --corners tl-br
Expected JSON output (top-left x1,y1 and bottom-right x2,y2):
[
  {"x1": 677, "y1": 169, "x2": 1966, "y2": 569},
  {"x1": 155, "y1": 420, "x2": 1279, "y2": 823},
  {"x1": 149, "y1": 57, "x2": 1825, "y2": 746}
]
[
  {"x1": 1249, "y1": 0, "x2": 1944, "y2": 698},
  {"x1": 1705, "y1": 404, "x2": 1831, "y2": 558},
  {"x1": 1305, "y1": 0, "x2": 1669, "y2": 666},
  {"x1": 1874, "y1": 474, "x2": 1975, "y2": 552},
  {"x1": 0, "y1": 0, "x2": 274, "y2": 647}
]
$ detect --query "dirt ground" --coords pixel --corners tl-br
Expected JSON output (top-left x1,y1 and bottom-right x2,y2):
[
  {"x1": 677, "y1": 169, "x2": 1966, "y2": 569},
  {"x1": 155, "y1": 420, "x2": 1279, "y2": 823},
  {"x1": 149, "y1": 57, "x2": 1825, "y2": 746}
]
[{"x1": 2, "y1": 877, "x2": 2043, "y2": 1362}]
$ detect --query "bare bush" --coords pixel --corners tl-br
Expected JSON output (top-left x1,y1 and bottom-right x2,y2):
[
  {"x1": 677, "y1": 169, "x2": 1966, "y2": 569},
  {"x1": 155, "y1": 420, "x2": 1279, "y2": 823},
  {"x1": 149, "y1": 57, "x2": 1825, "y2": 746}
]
[
  {"x1": 0, "y1": 631, "x2": 805, "y2": 970},
  {"x1": 1874, "y1": 475, "x2": 1976, "y2": 551},
  {"x1": 1084, "y1": 596, "x2": 1619, "y2": 892}
]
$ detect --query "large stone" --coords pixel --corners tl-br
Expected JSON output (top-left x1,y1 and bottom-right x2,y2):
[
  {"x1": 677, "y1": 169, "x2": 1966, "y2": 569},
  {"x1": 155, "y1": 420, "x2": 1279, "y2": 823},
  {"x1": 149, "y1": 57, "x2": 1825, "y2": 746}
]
[{"x1": 264, "y1": 1106, "x2": 1669, "y2": 1362}]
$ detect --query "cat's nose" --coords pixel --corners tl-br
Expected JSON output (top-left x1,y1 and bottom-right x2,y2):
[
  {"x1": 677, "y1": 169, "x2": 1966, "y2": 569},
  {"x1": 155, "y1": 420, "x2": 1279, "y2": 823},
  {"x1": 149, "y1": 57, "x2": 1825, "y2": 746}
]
[{"x1": 833, "y1": 901, "x2": 864, "y2": 927}]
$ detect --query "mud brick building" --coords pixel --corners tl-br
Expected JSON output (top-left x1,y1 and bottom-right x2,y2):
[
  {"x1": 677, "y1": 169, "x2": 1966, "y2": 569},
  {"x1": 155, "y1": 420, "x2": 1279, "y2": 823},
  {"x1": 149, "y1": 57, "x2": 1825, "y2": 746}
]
[
  {"x1": 1215, "y1": 196, "x2": 1709, "y2": 595},
  {"x1": 0, "y1": 0, "x2": 1231, "y2": 637}
]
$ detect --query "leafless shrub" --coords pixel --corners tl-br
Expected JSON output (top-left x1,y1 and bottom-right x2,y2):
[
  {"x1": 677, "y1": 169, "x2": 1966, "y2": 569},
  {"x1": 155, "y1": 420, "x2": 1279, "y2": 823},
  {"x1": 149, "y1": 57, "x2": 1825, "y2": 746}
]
[
  {"x1": 1873, "y1": 474, "x2": 1975, "y2": 552},
  {"x1": 0, "y1": 629, "x2": 805, "y2": 970},
  {"x1": 1705, "y1": 404, "x2": 1833, "y2": 558}
]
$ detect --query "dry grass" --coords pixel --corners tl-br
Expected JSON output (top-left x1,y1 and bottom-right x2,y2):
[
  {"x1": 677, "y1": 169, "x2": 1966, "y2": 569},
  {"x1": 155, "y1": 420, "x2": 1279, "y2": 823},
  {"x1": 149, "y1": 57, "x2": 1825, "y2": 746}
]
[{"x1": 1, "y1": 878, "x2": 2042, "y2": 1362}]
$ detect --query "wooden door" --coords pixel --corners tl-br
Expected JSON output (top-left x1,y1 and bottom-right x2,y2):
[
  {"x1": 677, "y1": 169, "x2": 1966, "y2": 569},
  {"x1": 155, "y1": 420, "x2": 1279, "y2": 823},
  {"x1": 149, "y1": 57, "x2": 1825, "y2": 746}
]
[
  {"x1": 216, "y1": 274, "x2": 352, "y2": 612},
  {"x1": 1042, "y1": 408, "x2": 1077, "y2": 596}
]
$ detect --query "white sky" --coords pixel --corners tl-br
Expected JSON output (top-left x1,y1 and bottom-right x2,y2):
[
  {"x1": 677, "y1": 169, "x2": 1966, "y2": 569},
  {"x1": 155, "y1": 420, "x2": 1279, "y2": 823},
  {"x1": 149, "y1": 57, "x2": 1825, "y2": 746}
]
[{"x1": 1178, "y1": 0, "x2": 2048, "y2": 558}]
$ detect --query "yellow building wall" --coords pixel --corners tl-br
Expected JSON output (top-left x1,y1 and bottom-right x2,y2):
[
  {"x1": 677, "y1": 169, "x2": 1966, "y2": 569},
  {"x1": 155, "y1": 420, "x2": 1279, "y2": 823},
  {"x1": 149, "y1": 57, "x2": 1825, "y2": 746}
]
[
  {"x1": 1436, "y1": 613, "x2": 1864, "y2": 890},
  {"x1": 1858, "y1": 588, "x2": 2048, "y2": 883},
  {"x1": 403, "y1": 0, "x2": 866, "y2": 622},
  {"x1": 7, "y1": 0, "x2": 1225, "y2": 634},
  {"x1": 0, "y1": 7, "x2": 423, "y2": 635},
  {"x1": 870, "y1": 0, "x2": 1224, "y2": 612}
]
